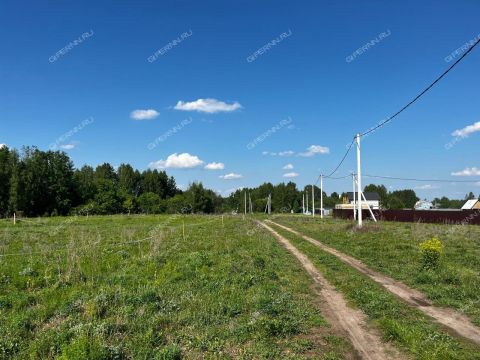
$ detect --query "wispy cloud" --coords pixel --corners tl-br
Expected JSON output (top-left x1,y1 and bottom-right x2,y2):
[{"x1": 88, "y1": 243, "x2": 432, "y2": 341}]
[
  {"x1": 283, "y1": 172, "x2": 299, "y2": 178},
  {"x1": 204, "y1": 162, "x2": 225, "y2": 170},
  {"x1": 451, "y1": 167, "x2": 480, "y2": 176},
  {"x1": 415, "y1": 184, "x2": 439, "y2": 190},
  {"x1": 299, "y1": 145, "x2": 330, "y2": 157},
  {"x1": 174, "y1": 98, "x2": 242, "y2": 113},
  {"x1": 451, "y1": 121, "x2": 480, "y2": 138},
  {"x1": 283, "y1": 164, "x2": 294, "y2": 170},
  {"x1": 148, "y1": 153, "x2": 203, "y2": 170},
  {"x1": 130, "y1": 109, "x2": 160, "y2": 120},
  {"x1": 219, "y1": 173, "x2": 243, "y2": 180},
  {"x1": 59, "y1": 143, "x2": 77, "y2": 150},
  {"x1": 262, "y1": 150, "x2": 294, "y2": 156},
  {"x1": 0, "y1": 144, "x2": 7, "y2": 149}
]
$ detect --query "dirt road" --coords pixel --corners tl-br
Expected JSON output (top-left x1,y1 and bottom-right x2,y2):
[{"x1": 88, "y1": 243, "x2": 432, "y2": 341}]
[
  {"x1": 257, "y1": 221, "x2": 405, "y2": 360},
  {"x1": 267, "y1": 219, "x2": 480, "y2": 346}
]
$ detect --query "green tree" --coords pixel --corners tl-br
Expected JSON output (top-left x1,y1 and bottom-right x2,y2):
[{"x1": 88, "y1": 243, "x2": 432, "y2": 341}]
[
  {"x1": 118, "y1": 163, "x2": 138, "y2": 196},
  {"x1": 74, "y1": 165, "x2": 96, "y2": 203},
  {"x1": 137, "y1": 192, "x2": 162, "y2": 214},
  {"x1": 388, "y1": 189, "x2": 418, "y2": 209},
  {"x1": 364, "y1": 184, "x2": 388, "y2": 207},
  {"x1": 0, "y1": 146, "x2": 12, "y2": 215}
]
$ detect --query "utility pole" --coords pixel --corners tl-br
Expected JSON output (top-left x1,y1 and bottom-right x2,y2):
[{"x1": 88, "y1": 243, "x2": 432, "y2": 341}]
[
  {"x1": 244, "y1": 190, "x2": 247, "y2": 216},
  {"x1": 312, "y1": 184, "x2": 315, "y2": 217},
  {"x1": 320, "y1": 175, "x2": 324, "y2": 219},
  {"x1": 352, "y1": 172, "x2": 356, "y2": 221},
  {"x1": 302, "y1": 193, "x2": 305, "y2": 214},
  {"x1": 356, "y1": 133, "x2": 362, "y2": 228},
  {"x1": 306, "y1": 191, "x2": 309, "y2": 214}
]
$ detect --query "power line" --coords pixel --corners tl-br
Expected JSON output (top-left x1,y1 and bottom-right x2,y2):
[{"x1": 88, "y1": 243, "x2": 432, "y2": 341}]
[
  {"x1": 313, "y1": 35, "x2": 480, "y2": 189},
  {"x1": 315, "y1": 137, "x2": 355, "y2": 184},
  {"x1": 325, "y1": 174, "x2": 351, "y2": 180},
  {"x1": 360, "y1": 37, "x2": 480, "y2": 137},
  {"x1": 363, "y1": 174, "x2": 480, "y2": 183}
]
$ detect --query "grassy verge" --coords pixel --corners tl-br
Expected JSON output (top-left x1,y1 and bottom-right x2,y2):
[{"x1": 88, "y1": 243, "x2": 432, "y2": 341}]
[
  {"x1": 271, "y1": 216, "x2": 480, "y2": 326},
  {"x1": 0, "y1": 215, "x2": 351, "y2": 359},
  {"x1": 269, "y1": 221, "x2": 480, "y2": 360}
]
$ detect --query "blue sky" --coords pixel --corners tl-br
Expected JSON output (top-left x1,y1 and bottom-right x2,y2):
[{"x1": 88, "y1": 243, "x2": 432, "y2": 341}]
[{"x1": 1, "y1": 0, "x2": 479, "y2": 199}]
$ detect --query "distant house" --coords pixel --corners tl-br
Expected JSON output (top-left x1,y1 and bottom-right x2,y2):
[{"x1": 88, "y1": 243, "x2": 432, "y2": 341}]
[
  {"x1": 335, "y1": 192, "x2": 380, "y2": 210},
  {"x1": 415, "y1": 200, "x2": 434, "y2": 210},
  {"x1": 461, "y1": 199, "x2": 480, "y2": 210}
]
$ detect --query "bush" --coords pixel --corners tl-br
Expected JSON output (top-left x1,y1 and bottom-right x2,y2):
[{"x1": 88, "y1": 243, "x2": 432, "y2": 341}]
[{"x1": 419, "y1": 237, "x2": 444, "y2": 269}]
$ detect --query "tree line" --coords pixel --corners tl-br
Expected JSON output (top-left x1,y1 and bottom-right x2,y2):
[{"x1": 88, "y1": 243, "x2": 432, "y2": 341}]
[{"x1": 0, "y1": 146, "x2": 477, "y2": 217}]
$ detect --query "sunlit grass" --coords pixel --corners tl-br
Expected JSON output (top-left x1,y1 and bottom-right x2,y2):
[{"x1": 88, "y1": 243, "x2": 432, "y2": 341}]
[{"x1": 0, "y1": 215, "x2": 350, "y2": 359}]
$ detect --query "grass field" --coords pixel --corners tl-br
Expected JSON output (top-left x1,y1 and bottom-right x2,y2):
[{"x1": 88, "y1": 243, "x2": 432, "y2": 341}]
[
  {"x1": 0, "y1": 215, "x2": 352, "y2": 359},
  {"x1": 267, "y1": 218, "x2": 480, "y2": 359},
  {"x1": 1, "y1": 214, "x2": 480, "y2": 359},
  {"x1": 271, "y1": 216, "x2": 480, "y2": 327}
]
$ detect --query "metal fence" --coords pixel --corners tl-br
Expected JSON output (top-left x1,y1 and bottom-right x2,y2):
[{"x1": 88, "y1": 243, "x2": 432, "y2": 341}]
[{"x1": 333, "y1": 209, "x2": 480, "y2": 225}]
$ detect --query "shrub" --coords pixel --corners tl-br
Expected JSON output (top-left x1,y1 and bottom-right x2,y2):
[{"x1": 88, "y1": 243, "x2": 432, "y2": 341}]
[{"x1": 419, "y1": 237, "x2": 444, "y2": 269}]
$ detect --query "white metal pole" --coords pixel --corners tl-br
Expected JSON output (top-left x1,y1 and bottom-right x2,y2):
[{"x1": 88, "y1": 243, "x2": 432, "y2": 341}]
[
  {"x1": 244, "y1": 191, "x2": 247, "y2": 216},
  {"x1": 302, "y1": 194, "x2": 305, "y2": 214},
  {"x1": 361, "y1": 191, "x2": 377, "y2": 222},
  {"x1": 356, "y1": 134, "x2": 363, "y2": 228},
  {"x1": 352, "y1": 173, "x2": 356, "y2": 220},
  {"x1": 306, "y1": 191, "x2": 309, "y2": 214},
  {"x1": 14, "y1": 212, "x2": 16, "y2": 225},
  {"x1": 320, "y1": 176, "x2": 324, "y2": 219},
  {"x1": 312, "y1": 184, "x2": 315, "y2": 217},
  {"x1": 353, "y1": 176, "x2": 377, "y2": 223}
]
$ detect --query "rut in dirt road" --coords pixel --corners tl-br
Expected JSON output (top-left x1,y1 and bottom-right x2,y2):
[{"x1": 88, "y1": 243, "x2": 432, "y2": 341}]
[
  {"x1": 267, "y1": 220, "x2": 480, "y2": 346},
  {"x1": 257, "y1": 221, "x2": 405, "y2": 360}
]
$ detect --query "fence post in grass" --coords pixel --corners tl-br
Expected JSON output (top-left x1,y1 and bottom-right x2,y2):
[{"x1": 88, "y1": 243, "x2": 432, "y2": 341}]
[
  {"x1": 356, "y1": 133, "x2": 363, "y2": 228},
  {"x1": 13, "y1": 212, "x2": 16, "y2": 225}
]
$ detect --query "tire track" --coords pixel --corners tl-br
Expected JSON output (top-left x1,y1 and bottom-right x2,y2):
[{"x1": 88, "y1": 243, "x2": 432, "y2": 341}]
[
  {"x1": 257, "y1": 221, "x2": 405, "y2": 360},
  {"x1": 267, "y1": 219, "x2": 480, "y2": 345}
]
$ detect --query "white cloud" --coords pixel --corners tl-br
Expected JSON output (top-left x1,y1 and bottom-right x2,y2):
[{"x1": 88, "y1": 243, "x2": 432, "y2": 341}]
[
  {"x1": 283, "y1": 164, "x2": 294, "y2": 170},
  {"x1": 283, "y1": 172, "x2": 299, "y2": 178},
  {"x1": 299, "y1": 145, "x2": 330, "y2": 157},
  {"x1": 204, "y1": 162, "x2": 225, "y2": 170},
  {"x1": 219, "y1": 173, "x2": 243, "y2": 180},
  {"x1": 263, "y1": 150, "x2": 294, "y2": 156},
  {"x1": 60, "y1": 143, "x2": 76, "y2": 150},
  {"x1": 414, "y1": 184, "x2": 439, "y2": 190},
  {"x1": 452, "y1": 121, "x2": 480, "y2": 138},
  {"x1": 148, "y1": 153, "x2": 204, "y2": 170},
  {"x1": 174, "y1": 98, "x2": 242, "y2": 113},
  {"x1": 0, "y1": 144, "x2": 6, "y2": 149},
  {"x1": 451, "y1": 167, "x2": 480, "y2": 176},
  {"x1": 130, "y1": 109, "x2": 160, "y2": 120}
]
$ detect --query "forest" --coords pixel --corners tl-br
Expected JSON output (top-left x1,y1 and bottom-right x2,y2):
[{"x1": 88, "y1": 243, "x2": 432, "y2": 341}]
[{"x1": 0, "y1": 146, "x2": 475, "y2": 217}]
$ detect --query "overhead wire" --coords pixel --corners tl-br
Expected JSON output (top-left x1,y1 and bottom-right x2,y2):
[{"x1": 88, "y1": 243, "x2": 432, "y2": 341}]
[{"x1": 312, "y1": 36, "x2": 480, "y2": 186}]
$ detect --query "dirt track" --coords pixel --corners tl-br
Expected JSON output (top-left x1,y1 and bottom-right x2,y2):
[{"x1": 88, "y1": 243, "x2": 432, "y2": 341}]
[
  {"x1": 257, "y1": 221, "x2": 405, "y2": 360},
  {"x1": 267, "y1": 220, "x2": 480, "y2": 346}
]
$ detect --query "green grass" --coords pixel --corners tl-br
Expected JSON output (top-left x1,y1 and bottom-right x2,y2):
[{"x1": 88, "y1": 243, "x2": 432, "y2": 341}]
[
  {"x1": 272, "y1": 216, "x2": 480, "y2": 327},
  {"x1": 268, "y1": 221, "x2": 480, "y2": 360},
  {"x1": 0, "y1": 215, "x2": 351, "y2": 359}
]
